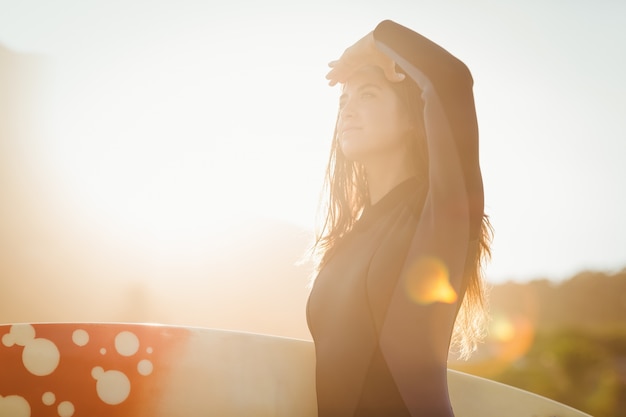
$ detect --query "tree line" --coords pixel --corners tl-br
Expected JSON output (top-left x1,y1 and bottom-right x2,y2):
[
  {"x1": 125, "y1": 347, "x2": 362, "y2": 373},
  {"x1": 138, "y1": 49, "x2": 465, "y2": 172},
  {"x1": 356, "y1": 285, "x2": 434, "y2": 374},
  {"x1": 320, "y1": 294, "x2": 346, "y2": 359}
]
[{"x1": 453, "y1": 268, "x2": 626, "y2": 417}]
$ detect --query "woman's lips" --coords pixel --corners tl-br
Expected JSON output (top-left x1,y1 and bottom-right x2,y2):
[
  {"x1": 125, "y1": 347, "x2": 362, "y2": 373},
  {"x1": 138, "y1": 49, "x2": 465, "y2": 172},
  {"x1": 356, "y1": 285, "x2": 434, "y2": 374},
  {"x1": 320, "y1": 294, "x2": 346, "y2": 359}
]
[{"x1": 341, "y1": 126, "x2": 362, "y2": 136}]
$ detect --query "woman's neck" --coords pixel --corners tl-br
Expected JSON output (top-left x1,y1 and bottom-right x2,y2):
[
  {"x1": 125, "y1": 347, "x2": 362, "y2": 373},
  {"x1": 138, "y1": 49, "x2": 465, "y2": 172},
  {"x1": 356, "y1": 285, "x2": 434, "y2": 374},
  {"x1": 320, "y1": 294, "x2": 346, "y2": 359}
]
[{"x1": 365, "y1": 156, "x2": 416, "y2": 205}]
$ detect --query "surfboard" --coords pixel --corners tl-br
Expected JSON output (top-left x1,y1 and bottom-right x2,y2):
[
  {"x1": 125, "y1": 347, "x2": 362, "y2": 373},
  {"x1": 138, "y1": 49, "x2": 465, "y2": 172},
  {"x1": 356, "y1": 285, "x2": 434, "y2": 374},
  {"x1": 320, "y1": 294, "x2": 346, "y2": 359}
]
[{"x1": 0, "y1": 323, "x2": 591, "y2": 417}]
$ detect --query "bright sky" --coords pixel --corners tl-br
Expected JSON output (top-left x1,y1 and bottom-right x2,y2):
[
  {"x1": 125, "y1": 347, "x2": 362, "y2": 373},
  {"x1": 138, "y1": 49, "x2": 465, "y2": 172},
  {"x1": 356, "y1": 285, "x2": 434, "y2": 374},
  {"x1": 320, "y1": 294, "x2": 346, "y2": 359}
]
[{"x1": 1, "y1": 0, "x2": 625, "y2": 283}]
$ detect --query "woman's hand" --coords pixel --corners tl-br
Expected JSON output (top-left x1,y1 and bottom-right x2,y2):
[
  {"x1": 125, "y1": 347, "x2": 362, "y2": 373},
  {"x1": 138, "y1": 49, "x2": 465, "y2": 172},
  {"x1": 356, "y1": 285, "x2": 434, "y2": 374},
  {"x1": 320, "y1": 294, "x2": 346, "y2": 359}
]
[{"x1": 325, "y1": 31, "x2": 405, "y2": 86}]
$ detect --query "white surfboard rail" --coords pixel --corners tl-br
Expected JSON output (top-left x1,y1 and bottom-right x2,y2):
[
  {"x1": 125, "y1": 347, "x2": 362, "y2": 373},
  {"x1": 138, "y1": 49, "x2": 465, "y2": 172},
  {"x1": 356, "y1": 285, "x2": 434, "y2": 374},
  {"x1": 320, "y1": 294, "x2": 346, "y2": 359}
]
[{"x1": 447, "y1": 369, "x2": 592, "y2": 417}]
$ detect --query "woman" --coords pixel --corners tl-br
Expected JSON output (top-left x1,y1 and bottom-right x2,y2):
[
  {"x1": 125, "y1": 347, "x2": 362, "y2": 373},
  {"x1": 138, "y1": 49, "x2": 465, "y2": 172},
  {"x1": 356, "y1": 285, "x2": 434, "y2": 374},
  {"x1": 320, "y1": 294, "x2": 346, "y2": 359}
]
[{"x1": 306, "y1": 20, "x2": 493, "y2": 416}]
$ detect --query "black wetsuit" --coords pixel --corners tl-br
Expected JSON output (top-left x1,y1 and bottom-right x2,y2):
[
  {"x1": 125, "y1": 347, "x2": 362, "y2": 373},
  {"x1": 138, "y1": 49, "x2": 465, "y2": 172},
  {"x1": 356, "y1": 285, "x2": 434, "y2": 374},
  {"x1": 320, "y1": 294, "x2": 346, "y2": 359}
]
[{"x1": 306, "y1": 20, "x2": 484, "y2": 417}]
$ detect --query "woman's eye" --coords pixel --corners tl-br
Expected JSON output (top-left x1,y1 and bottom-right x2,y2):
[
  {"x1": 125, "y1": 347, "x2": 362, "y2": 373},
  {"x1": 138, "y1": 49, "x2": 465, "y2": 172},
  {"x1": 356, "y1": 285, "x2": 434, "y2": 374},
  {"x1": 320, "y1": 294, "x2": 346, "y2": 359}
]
[{"x1": 359, "y1": 90, "x2": 378, "y2": 100}]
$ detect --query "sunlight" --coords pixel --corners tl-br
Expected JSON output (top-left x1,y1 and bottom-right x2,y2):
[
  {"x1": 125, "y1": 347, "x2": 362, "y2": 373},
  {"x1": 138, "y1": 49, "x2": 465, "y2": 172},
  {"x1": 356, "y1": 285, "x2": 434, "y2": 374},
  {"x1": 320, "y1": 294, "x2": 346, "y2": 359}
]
[
  {"x1": 490, "y1": 314, "x2": 516, "y2": 342},
  {"x1": 405, "y1": 257, "x2": 457, "y2": 305},
  {"x1": 41, "y1": 23, "x2": 331, "y2": 262},
  {"x1": 488, "y1": 313, "x2": 535, "y2": 362}
]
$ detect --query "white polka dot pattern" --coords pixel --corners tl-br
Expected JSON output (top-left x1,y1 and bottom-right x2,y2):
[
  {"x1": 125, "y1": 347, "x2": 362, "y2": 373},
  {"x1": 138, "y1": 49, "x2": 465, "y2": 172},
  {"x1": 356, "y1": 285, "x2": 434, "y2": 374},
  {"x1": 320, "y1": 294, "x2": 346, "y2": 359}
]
[{"x1": 0, "y1": 323, "x2": 189, "y2": 416}]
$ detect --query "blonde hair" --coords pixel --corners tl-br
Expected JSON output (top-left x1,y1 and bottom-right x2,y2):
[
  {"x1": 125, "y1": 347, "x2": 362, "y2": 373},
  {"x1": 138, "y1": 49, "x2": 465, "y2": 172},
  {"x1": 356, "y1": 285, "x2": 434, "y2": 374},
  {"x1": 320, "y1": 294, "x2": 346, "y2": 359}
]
[{"x1": 311, "y1": 67, "x2": 493, "y2": 359}]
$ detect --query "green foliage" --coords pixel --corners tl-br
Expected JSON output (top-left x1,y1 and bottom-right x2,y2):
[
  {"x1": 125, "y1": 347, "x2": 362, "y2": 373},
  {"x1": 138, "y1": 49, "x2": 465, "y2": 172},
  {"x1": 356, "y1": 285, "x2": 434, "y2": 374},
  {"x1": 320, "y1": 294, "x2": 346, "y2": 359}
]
[
  {"x1": 494, "y1": 329, "x2": 625, "y2": 417},
  {"x1": 468, "y1": 269, "x2": 626, "y2": 417}
]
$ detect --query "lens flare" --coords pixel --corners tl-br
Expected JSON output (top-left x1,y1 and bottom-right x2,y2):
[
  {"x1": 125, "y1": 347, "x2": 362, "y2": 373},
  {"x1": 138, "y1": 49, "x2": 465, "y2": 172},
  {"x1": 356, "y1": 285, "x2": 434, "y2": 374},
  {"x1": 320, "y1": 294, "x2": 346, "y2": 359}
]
[
  {"x1": 405, "y1": 257, "x2": 457, "y2": 305},
  {"x1": 489, "y1": 314, "x2": 535, "y2": 362},
  {"x1": 490, "y1": 315, "x2": 516, "y2": 342}
]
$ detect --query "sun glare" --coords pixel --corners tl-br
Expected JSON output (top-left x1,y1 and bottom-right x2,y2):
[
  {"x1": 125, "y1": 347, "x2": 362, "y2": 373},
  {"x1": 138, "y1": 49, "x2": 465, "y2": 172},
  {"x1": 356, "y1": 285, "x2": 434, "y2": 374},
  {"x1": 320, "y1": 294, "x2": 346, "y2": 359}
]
[
  {"x1": 405, "y1": 257, "x2": 458, "y2": 305},
  {"x1": 41, "y1": 26, "x2": 331, "y2": 261}
]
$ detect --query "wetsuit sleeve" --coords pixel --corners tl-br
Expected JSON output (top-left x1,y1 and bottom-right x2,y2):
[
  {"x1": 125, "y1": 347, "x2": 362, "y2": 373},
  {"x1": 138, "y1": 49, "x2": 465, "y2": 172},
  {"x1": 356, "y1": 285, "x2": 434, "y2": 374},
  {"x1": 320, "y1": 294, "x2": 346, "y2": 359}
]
[{"x1": 373, "y1": 20, "x2": 484, "y2": 415}]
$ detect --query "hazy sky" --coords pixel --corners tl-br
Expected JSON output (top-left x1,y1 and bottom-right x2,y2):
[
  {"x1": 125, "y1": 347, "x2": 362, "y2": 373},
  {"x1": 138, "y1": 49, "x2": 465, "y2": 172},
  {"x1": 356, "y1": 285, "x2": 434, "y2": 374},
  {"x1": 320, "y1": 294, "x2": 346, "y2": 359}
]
[{"x1": 1, "y1": 0, "x2": 625, "y2": 283}]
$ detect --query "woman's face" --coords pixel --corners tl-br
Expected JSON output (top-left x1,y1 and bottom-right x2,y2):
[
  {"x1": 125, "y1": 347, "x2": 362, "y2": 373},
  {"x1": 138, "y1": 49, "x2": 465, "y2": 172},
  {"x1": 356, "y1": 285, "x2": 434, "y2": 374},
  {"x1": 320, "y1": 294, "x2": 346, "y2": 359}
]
[{"x1": 337, "y1": 66, "x2": 412, "y2": 163}]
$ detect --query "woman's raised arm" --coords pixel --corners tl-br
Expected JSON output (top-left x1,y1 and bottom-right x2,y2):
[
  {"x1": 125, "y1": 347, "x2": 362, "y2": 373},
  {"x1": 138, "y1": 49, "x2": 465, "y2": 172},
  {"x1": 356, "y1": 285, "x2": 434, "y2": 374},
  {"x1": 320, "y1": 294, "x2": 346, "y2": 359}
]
[{"x1": 374, "y1": 20, "x2": 483, "y2": 415}]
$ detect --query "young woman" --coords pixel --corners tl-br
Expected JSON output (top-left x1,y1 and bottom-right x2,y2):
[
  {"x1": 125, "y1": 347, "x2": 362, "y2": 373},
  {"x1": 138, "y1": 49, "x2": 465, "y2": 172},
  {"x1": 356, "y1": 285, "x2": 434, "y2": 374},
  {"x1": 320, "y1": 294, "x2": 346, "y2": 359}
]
[{"x1": 306, "y1": 20, "x2": 493, "y2": 416}]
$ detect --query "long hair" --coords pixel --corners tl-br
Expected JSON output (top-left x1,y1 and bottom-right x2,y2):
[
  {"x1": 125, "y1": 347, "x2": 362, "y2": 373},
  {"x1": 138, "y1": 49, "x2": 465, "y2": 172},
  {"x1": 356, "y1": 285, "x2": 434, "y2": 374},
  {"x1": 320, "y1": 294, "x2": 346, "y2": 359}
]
[{"x1": 311, "y1": 67, "x2": 493, "y2": 359}]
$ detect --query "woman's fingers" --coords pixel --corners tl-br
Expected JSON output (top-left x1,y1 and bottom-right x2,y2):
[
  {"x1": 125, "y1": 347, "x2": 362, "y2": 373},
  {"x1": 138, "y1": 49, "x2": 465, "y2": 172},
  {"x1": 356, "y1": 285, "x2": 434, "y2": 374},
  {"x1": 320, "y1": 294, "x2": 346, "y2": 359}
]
[
  {"x1": 325, "y1": 60, "x2": 352, "y2": 86},
  {"x1": 326, "y1": 70, "x2": 344, "y2": 86},
  {"x1": 325, "y1": 34, "x2": 405, "y2": 86},
  {"x1": 326, "y1": 60, "x2": 404, "y2": 86},
  {"x1": 383, "y1": 65, "x2": 405, "y2": 82}
]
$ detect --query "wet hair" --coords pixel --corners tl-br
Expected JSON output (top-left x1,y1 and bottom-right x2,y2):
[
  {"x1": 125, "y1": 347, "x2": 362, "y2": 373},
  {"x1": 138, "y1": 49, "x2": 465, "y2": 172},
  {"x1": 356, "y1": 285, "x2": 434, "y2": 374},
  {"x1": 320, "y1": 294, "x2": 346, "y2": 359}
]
[{"x1": 311, "y1": 66, "x2": 493, "y2": 359}]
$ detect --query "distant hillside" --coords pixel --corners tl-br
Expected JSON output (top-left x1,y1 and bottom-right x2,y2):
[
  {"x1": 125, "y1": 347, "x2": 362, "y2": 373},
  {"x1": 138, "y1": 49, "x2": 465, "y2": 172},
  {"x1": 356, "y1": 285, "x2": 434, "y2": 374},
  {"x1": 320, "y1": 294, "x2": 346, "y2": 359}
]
[
  {"x1": 456, "y1": 271, "x2": 626, "y2": 417},
  {"x1": 488, "y1": 269, "x2": 626, "y2": 332},
  {"x1": 0, "y1": 45, "x2": 315, "y2": 340}
]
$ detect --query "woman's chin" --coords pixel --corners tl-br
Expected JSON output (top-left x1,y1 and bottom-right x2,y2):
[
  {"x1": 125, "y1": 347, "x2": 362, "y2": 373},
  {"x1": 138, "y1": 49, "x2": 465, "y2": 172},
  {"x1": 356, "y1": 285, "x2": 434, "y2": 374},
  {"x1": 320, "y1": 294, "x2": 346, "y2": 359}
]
[
  {"x1": 340, "y1": 149, "x2": 366, "y2": 163},
  {"x1": 340, "y1": 141, "x2": 369, "y2": 162}
]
